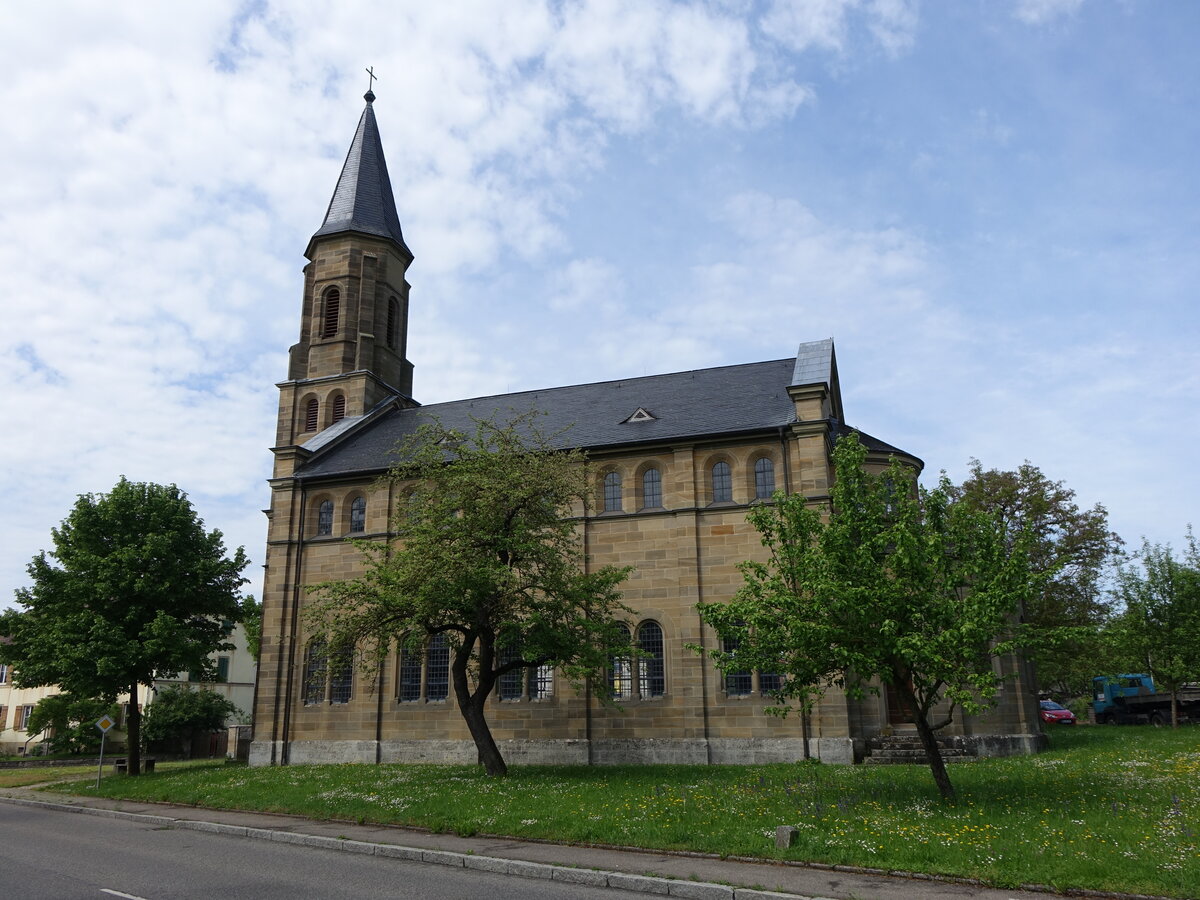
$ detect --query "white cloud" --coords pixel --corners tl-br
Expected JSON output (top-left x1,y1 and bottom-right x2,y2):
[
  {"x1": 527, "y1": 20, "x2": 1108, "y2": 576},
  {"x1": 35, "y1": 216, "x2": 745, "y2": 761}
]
[
  {"x1": 866, "y1": 0, "x2": 920, "y2": 56},
  {"x1": 761, "y1": 0, "x2": 857, "y2": 53},
  {"x1": 1014, "y1": 0, "x2": 1085, "y2": 26},
  {"x1": 1, "y1": 0, "x2": 840, "y2": 601},
  {"x1": 760, "y1": 0, "x2": 918, "y2": 56},
  {"x1": 3, "y1": 0, "x2": 1194, "y2": 611},
  {"x1": 548, "y1": 259, "x2": 626, "y2": 313}
]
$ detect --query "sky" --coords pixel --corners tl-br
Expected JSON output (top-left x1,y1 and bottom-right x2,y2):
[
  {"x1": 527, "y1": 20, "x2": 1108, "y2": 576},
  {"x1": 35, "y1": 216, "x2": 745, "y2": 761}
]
[{"x1": 3, "y1": 0, "x2": 1197, "y2": 606}]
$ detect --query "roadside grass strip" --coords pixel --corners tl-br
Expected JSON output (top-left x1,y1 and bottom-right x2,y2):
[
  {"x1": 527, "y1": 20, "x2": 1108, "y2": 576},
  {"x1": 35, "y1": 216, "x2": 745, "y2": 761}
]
[
  {"x1": 44, "y1": 727, "x2": 1199, "y2": 898},
  {"x1": 0, "y1": 765, "x2": 99, "y2": 789}
]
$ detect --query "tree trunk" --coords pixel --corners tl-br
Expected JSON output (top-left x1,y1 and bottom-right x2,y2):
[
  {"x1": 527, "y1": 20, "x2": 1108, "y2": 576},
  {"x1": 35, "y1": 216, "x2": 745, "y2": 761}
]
[
  {"x1": 800, "y1": 706, "x2": 811, "y2": 760},
  {"x1": 126, "y1": 681, "x2": 142, "y2": 776},
  {"x1": 912, "y1": 711, "x2": 955, "y2": 802},
  {"x1": 451, "y1": 657, "x2": 507, "y2": 776},
  {"x1": 1172, "y1": 690, "x2": 1180, "y2": 729}
]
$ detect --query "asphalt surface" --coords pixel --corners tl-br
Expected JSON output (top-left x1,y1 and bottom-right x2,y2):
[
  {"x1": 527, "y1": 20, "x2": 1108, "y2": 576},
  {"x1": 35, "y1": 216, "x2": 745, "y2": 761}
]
[
  {"x1": 0, "y1": 785, "x2": 1139, "y2": 900},
  {"x1": 0, "y1": 802, "x2": 617, "y2": 900}
]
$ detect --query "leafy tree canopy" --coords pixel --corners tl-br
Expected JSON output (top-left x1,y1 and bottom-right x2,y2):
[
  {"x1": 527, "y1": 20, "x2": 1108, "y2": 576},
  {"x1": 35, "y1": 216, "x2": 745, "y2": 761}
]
[
  {"x1": 1109, "y1": 531, "x2": 1200, "y2": 727},
  {"x1": 239, "y1": 596, "x2": 262, "y2": 663},
  {"x1": 947, "y1": 460, "x2": 1123, "y2": 698},
  {"x1": 699, "y1": 434, "x2": 1039, "y2": 802},
  {"x1": 307, "y1": 413, "x2": 633, "y2": 776},
  {"x1": 0, "y1": 478, "x2": 249, "y2": 774},
  {"x1": 25, "y1": 693, "x2": 118, "y2": 756},
  {"x1": 142, "y1": 684, "x2": 242, "y2": 754},
  {"x1": 948, "y1": 459, "x2": 1121, "y2": 627}
]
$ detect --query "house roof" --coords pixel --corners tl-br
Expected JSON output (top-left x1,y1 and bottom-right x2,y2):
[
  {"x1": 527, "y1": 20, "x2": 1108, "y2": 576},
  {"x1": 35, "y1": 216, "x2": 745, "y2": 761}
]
[
  {"x1": 292, "y1": 339, "x2": 919, "y2": 481},
  {"x1": 306, "y1": 91, "x2": 412, "y2": 260}
]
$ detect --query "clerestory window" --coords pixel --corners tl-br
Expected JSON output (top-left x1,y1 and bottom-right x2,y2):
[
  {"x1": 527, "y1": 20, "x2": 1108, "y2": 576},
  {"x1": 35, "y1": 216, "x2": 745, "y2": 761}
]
[
  {"x1": 603, "y1": 471, "x2": 622, "y2": 512},
  {"x1": 754, "y1": 457, "x2": 775, "y2": 500},
  {"x1": 641, "y1": 467, "x2": 662, "y2": 509},
  {"x1": 349, "y1": 496, "x2": 366, "y2": 533},
  {"x1": 711, "y1": 461, "x2": 732, "y2": 503},
  {"x1": 317, "y1": 500, "x2": 334, "y2": 536}
]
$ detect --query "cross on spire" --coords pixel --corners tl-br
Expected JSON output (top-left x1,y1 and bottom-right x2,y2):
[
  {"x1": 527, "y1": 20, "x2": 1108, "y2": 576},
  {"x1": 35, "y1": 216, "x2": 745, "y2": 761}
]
[{"x1": 365, "y1": 66, "x2": 378, "y2": 93}]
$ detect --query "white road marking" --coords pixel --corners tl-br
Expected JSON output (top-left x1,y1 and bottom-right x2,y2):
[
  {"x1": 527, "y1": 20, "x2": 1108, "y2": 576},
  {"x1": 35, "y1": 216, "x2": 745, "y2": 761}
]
[{"x1": 100, "y1": 890, "x2": 151, "y2": 900}]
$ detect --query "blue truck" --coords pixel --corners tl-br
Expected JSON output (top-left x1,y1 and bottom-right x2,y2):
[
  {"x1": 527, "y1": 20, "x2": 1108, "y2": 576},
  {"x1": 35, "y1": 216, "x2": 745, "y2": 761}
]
[{"x1": 1093, "y1": 674, "x2": 1200, "y2": 726}]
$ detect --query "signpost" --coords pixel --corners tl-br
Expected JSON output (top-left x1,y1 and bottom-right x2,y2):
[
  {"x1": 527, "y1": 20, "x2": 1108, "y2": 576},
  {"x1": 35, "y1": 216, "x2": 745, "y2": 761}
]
[{"x1": 95, "y1": 714, "x2": 115, "y2": 788}]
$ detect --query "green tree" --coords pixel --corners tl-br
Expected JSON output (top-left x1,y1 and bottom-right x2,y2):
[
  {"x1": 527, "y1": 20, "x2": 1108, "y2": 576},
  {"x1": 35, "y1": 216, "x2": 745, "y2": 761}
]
[
  {"x1": 0, "y1": 478, "x2": 249, "y2": 775},
  {"x1": 240, "y1": 596, "x2": 262, "y2": 664},
  {"x1": 25, "y1": 693, "x2": 118, "y2": 755},
  {"x1": 142, "y1": 685, "x2": 242, "y2": 756},
  {"x1": 947, "y1": 460, "x2": 1122, "y2": 697},
  {"x1": 1111, "y1": 531, "x2": 1200, "y2": 727},
  {"x1": 699, "y1": 434, "x2": 1038, "y2": 802},
  {"x1": 307, "y1": 414, "x2": 633, "y2": 777}
]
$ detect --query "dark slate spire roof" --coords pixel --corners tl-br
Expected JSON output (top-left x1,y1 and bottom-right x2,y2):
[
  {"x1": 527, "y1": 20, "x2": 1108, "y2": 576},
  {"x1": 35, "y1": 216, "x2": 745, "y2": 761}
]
[{"x1": 307, "y1": 91, "x2": 412, "y2": 259}]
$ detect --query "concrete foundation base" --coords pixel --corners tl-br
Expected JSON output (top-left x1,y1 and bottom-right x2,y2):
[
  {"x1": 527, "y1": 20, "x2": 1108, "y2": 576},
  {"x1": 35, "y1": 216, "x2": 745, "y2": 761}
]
[
  {"x1": 958, "y1": 732, "x2": 1048, "y2": 758},
  {"x1": 250, "y1": 735, "x2": 887, "y2": 767}
]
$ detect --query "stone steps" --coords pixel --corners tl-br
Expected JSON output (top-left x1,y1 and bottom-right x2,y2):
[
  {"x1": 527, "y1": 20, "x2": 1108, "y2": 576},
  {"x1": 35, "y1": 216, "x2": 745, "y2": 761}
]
[{"x1": 863, "y1": 734, "x2": 977, "y2": 765}]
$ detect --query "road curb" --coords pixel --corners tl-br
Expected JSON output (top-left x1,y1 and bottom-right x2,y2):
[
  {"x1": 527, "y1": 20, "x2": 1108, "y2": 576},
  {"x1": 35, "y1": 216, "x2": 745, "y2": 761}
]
[{"x1": 0, "y1": 795, "x2": 829, "y2": 899}]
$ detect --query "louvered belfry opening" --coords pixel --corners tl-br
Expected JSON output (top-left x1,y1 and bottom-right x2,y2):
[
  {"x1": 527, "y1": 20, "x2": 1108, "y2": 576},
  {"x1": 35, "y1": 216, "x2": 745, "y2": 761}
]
[
  {"x1": 386, "y1": 297, "x2": 398, "y2": 349},
  {"x1": 322, "y1": 287, "x2": 340, "y2": 338},
  {"x1": 332, "y1": 394, "x2": 346, "y2": 423},
  {"x1": 304, "y1": 398, "x2": 319, "y2": 432}
]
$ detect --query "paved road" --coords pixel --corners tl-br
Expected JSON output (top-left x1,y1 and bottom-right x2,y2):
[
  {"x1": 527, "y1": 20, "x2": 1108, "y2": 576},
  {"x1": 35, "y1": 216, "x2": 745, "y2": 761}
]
[{"x1": 0, "y1": 804, "x2": 622, "y2": 900}]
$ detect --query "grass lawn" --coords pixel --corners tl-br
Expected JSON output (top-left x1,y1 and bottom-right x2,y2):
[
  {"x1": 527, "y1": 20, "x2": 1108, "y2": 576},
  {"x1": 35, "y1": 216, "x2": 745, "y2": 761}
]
[
  {"x1": 44, "y1": 727, "x2": 1199, "y2": 897},
  {"x1": 1, "y1": 759, "x2": 214, "y2": 790},
  {"x1": 1, "y1": 764, "x2": 101, "y2": 789}
]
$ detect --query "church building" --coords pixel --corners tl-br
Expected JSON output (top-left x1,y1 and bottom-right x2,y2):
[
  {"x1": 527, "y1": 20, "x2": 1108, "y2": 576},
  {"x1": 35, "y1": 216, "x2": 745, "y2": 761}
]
[{"x1": 250, "y1": 93, "x2": 1043, "y2": 768}]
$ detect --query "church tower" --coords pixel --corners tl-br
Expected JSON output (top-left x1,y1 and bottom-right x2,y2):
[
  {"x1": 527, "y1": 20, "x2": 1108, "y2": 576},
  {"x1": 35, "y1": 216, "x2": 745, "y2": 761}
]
[{"x1": 275, "y1": 89, "x2": 416, "y2": 453}]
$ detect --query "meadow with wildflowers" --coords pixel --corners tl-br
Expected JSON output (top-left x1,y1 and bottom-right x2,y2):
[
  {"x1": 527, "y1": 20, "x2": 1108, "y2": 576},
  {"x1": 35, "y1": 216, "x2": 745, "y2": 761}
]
[{"x1": 49, "y1": 727, "x2": 1199, "y2": 897}]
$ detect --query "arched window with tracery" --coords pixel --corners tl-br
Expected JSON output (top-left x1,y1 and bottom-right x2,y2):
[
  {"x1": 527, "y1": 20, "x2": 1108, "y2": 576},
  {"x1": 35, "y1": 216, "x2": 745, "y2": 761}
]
[
  {"x1": 603, "y1": 471, "x2": 622, "y2": 512},
  {"x1": 304, "y1": 398, "x2": 319, "y2": 432},
  {"x1": 331, "y1": 394, "x2": 346, "y2": 423},
  {"x1": 329, "y1": 650, "x2": 353, "y2": 704},
  {"x1": 302, "y1": 639, "x2": 327, "y2": 705},
  {"x1": 317, "y1": 500, "x2": 333, "y2": 536},
  {"x1": 722, "y1": 632, "x2": 752, "y2": 697},
  {"x1": 426, "y1": 634, "x2": 450, "y2": 701},
  {"x1": 349, "y1": 496, "x2": 366, "y2": 533},
  {"x1": 322, "y1": 287, "x2": 340, "y2": 338},
  {"x1": 637, "y1": 620, "x2": 665, "y2": 698},
  {"x1": 398, "y1": 645, "x2": 422, "y2": 702},
  {"x1": 609, "y1": 625, "x2": 633, "y2": 700},
  {"x1": 754, "y1": 457, "x2": 776, "y2": 500},
  {"x1": 641, "y1": 467, "x2": 662, "y2": 509},
  {"x1": 711, "y1": 461, "x2": 732, "y2": 503}
]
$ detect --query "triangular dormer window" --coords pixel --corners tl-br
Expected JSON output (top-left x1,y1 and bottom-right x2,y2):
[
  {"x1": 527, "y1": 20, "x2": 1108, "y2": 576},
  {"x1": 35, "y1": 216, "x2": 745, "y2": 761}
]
[{"x1": 623, "y1": 407, "x2": 656, "y2": 423}]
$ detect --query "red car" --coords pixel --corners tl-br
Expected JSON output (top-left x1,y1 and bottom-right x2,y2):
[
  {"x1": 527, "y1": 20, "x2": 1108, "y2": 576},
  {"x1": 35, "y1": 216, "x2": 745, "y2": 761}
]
[{"x1": 1039, "y1": 699, "x2": 1077, "y2": 725}]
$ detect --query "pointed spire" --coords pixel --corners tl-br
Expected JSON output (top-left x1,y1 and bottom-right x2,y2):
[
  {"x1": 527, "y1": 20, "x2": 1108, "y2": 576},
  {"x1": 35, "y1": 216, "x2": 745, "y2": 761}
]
[{"x1": 307, "y1": 91, "x2": 412, "y2": 260}]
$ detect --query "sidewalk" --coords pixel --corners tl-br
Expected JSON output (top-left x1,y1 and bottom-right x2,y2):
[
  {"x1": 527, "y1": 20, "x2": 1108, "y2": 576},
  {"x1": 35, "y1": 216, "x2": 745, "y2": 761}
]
[{"x1": 0, "y1": 787, "x2": 1148, "y2": 900}]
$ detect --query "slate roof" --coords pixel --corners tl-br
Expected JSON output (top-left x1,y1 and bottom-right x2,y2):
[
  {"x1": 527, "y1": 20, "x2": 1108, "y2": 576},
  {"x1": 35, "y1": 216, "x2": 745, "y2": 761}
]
[
  {"x1": 307, "y1": 91, "x2": 412, "y2": 259},
  {"x1": 293, "y1": 339, "x2": 919, "y2": 481}
]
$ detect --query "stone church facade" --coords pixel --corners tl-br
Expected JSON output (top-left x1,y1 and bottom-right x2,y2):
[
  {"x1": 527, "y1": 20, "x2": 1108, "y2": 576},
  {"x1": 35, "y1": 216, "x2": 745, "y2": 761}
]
[{"x1": 250, "y1": 93, "x2": 1043, "y2": 768}]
